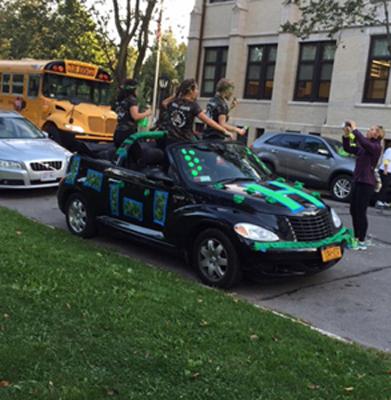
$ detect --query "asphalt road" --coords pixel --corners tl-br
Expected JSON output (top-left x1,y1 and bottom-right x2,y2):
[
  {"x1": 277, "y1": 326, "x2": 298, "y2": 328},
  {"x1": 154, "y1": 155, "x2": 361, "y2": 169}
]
[{"x1": 1, "y1": 188, "x2": 391, "y2": 352}]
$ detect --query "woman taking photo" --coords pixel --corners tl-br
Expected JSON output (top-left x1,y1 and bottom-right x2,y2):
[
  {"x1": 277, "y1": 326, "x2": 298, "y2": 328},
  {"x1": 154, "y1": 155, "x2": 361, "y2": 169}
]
[
  {"x1": 113, "y1": 79, "x2": 152, "y2": 148},
  {"x1": 343, "y1": 121, "x2": 384, "y2": 250},
  {"x1": 203, "y1": 78, "x2": 246, "y2": 140},
  {"x1": 159, "y1": 78, "x2": 229, "y2": 144}
]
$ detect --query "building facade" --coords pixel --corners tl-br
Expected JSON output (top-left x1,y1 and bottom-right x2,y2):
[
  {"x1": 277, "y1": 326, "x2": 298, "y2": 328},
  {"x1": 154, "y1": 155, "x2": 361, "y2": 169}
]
[{"x1": 185, "y1": 0, "x2": 391, "y2": 143}]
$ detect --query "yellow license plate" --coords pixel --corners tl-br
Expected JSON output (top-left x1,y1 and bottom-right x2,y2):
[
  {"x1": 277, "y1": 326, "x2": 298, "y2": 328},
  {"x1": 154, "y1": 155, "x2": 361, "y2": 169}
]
[{"x1": 321, "y1": 246, "x2": 342, "y2": 262}]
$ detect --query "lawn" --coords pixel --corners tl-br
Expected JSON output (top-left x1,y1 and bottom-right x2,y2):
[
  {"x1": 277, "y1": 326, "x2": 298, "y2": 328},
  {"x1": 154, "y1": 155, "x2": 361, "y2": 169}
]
[{"x1": 0, "y1": 207, "x2": 390, "y2": 400}]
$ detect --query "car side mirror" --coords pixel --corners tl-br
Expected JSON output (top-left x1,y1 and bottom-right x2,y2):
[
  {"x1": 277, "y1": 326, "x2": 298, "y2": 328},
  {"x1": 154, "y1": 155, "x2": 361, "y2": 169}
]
[
  {"x1": 70, "y1": 97, "x2": 81, "y2": 106},
  {"x1": 318, "y1": 148, "x2": 331, "y2": 157}
]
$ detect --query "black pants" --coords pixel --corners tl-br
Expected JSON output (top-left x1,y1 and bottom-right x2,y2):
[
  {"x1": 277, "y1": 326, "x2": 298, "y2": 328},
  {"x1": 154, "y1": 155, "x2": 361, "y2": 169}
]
[{"x1": 350, "y1": 182, "x2": 374, "y2": 241}]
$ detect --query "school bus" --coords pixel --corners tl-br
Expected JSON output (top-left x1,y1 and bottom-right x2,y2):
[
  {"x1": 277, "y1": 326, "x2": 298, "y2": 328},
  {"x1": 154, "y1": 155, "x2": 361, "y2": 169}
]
[{"x1": 0, "y1": 59, "x2": 117, "y2": 144}]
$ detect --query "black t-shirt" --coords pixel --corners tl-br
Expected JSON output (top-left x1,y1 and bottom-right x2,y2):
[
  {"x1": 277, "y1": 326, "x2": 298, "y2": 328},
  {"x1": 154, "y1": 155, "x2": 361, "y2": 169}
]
[
  {"x1": 204, "y1": 95, "x2": 229, "y2": 134},
  {"x1": 161, "y1": 98, "x2": 202, "y2": 141},
  {"x1": 115, "y1": 95, "x2": 138, "y2": 131}
]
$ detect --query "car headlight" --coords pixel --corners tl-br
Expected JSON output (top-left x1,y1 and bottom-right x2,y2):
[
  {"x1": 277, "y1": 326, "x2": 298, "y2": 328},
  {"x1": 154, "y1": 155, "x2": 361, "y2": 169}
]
[
  {"x1": 64, "y1": 124, "x2": 84, "y2": 133},
  {"x1": 234, "y1": 223, "x2": 279, "y2": 242},
  {"x1": 331, "y1": 208, "x2": 342, "y2": 228},
  {"x1": 0, "y1": 160, "x2": 24, "y2": 170}
]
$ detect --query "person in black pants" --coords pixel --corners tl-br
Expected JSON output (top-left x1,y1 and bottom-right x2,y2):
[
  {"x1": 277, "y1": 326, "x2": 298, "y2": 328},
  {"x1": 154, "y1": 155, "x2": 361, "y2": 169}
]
[{"x1": 342, "y1": 121, "x2": 384, "y2": 250}]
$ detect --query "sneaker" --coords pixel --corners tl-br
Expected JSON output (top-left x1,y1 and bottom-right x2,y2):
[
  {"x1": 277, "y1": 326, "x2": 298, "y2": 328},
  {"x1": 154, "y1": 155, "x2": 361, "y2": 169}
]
[
  {"x1": 375, "y1": 201, "x2": 385, "y2": 209},
  {"x1": 349, "y1": 238, "x2": 359, "y2": 250},
  {"x1": 357, "y1": 241, "x2": 368, "y2": 250}
]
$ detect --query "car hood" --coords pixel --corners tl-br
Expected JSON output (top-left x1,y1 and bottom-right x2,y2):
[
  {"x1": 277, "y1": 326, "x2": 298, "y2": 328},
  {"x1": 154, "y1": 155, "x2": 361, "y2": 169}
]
[
  {"x1": 210, "y1": 179, "x2": 327, "y2": 217},
  {"x1": 55, "y1": 101, "x2": 116, "y2": 119},
  {"x1": 0, "y1": 139, "x2": 71, "y2": 161}
]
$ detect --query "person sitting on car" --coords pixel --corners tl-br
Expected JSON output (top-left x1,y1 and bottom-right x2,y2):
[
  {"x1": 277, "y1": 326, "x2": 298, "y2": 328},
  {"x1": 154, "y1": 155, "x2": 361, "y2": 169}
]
[
  {"x1": 158, "y1": 78, "x2": 230, "y2": 146},
  {"x1": 113, "y1": 79, "x2": 152, "y2": 148},
  {"x1": 203, "y1": 78, "x2": 246, "y2": 140}
]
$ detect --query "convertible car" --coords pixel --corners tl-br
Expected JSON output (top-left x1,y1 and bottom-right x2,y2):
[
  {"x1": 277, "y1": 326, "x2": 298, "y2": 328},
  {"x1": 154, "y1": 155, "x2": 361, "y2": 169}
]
[{"x1": 58, "y1": 132, "x2": 352, "y2": 288}]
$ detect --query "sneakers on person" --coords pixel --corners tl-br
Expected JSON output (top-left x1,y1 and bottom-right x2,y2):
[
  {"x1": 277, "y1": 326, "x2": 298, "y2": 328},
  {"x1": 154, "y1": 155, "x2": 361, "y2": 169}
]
[
  {"x1": 375, "y1": 201, "x2": 386, "y2": 209},
  {"x1": 357, "y1": 241, "x2": 368, "y2": 250}
]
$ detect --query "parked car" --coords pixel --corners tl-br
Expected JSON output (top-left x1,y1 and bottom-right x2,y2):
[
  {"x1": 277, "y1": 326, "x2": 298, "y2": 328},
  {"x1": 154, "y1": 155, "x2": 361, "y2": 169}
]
[
  {"x1": 58, "y1": 133, "x2": 351, "y2": 288},
  {"x1": 252, "y1": 132, "x2": 356, "y2": 201},
  {"x1": 0, "y1": 111, "x2": 71, "y2": 189}
]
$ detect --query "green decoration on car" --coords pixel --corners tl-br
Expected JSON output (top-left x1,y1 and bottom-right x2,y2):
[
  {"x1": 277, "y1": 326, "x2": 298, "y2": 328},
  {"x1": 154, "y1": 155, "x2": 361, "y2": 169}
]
[{"x1": 233, "y1": 194, "x2": 245, "y2": 204}]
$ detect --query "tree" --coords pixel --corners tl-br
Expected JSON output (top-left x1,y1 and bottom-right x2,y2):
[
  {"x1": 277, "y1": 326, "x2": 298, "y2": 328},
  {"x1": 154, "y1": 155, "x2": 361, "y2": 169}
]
[
  {"x1": 91, "y1": 0, "x2": 159, "y2": 85},
  {"x1": 138, "y1": 30, "x2": 187, "y2": 102},
  {"x1": 282, "y1": 0, "x2": 391, "y2": 54},
  {"x1": 0, "y1": 0, "x2": 106, "y2": 64}
]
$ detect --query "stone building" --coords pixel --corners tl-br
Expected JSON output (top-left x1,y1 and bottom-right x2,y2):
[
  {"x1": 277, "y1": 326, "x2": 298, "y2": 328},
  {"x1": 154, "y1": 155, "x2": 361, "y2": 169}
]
[{"x1": 185, "y1": 0, "x2": 391, "y2": 143}]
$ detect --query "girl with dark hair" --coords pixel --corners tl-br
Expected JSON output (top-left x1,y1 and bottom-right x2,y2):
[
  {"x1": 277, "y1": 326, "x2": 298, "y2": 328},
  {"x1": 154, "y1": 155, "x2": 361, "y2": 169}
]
[
  {"x1": 159, "y1": 78, "x2": 229, "y2": 142},
  {"x1": 203, "y1": 78, "x2": 246, "y2": 140},
  {"x1": 113, "y1": 79, "x2": 152, "y2": 147}
]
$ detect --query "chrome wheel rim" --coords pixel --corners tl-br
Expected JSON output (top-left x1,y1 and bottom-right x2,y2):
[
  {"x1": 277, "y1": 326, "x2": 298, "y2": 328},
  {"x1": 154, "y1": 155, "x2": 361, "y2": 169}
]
[
  {"x1": 198, "y1": 238, "x2": 228, "y2": 282},
  {"x1": 334, "y1": 178, "x2": 351, "y2": 199},
  {"x1": 68, "y1": 199, "x2": 87, "y2": 234}
]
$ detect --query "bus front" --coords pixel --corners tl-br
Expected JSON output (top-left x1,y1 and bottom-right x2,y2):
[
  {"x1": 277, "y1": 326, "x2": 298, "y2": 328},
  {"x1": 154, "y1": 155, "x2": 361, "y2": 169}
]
[{"x1": 41, "y1": 60, "x2": 117, "y2": 143}]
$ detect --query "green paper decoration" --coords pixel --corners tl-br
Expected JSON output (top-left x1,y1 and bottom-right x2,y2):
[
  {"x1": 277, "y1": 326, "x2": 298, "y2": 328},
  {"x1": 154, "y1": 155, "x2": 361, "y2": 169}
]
[{"x1": 233, "y1": 195, "x2": 245, "y2": 204}]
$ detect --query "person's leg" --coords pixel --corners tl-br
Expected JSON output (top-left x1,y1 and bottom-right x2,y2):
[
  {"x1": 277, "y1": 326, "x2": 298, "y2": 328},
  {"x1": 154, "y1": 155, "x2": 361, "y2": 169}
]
[
  {"x1": 349, "y1": 183, "x2": 360, "y2": 239},
  {"x1": 355, "y1": 183, "x2": 375, "y2": 242}
]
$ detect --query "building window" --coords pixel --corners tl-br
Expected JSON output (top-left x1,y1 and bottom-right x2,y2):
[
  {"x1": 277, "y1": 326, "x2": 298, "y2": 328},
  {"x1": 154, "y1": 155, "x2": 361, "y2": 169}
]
[
  {"x1": 363, "y1": 36, "x2": 391, "y2": 103},
  {"x1": 2, "y1": 74, "x2": 11, "y2": 94},
  {"x1": 201, "y1": 47, "x2": 228, "y2": 97},
  {"x1": 244, "y1": 45, "x2": 277, "y2": 100},
  {"x1": 294, "y1": 41, "x2": 336, "y2": 102},
  {"x1": 12, "y1": 74, "x2": 24, "y2": 95}
]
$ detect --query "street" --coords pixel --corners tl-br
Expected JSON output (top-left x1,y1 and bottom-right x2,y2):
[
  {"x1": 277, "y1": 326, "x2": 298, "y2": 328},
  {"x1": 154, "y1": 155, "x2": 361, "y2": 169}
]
[{"x1": 1, "y1": 188, "x2": 391, "y2": 352}]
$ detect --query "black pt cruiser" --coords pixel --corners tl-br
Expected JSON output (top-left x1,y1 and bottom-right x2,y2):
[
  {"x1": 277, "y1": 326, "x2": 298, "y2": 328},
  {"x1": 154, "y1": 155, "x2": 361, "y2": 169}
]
[{"x1": 58, "y1": 132, "x2": 352, "y2": 288}]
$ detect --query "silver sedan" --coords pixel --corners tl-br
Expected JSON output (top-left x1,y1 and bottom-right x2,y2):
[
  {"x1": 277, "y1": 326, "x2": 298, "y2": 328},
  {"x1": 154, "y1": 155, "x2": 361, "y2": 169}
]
[{"x1": 0, "y1": 111, "x2": 71, "y2": 189}]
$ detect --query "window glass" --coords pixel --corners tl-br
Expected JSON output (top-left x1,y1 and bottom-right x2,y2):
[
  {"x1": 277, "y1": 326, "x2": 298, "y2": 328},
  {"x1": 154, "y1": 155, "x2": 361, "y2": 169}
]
[
  {"x1": 250, "y1": 47, "x2": 263, "y2": 62},
  {"x1": 28, "y1": 75, "x2": 40, "y2": 97},
  {"x1": 2, "y1": 74, "x2": 10, "y2": 94},
  {"x1": 204, "y1": 65, "x2": 215, "y2": 79},
  {"x1": 322, "y1": 44, "x2": 336, "y2": 61},
  {"x1": 282, "y1": 135, "x2": 304, "y2": 150},
  {"x1": 201, "y1": 47, "x2": 229, "y2": 97},
  {"x1": 302, "y1": 137, "x2": 327, "y2": 154},
  {"x1": 206, "y1": 50, "x2": 217, "y2": 63},
  {"x1": 0, "y1": 117, "x2": 44, "y2": 139},
  {"x1": 299, "y1": 65, "x2": 314, "y2": 80},
  {"x1": 12, "y1": 74, "x2": 24, "y2": 95},
  {"x1": 372, "y1": 38, "x2": 390, "y2": 58},
  {"x1": 301, "y1": 45, "x2": 317, "y2": 61}
]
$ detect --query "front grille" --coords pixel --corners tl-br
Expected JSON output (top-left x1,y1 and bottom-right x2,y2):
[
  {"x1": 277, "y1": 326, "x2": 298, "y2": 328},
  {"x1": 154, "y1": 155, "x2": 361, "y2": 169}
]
[
  {"x1": 288, "y1": 210, "x2": 333, "y2": 242},
  {"x1": 106, "y1": 118, "x2": 117, "y2": 133},
  {"x1": 0, "y1": 179, "x2": 24, "y2": 186},
  {"x1": 30, "y1": 161, "x2": 62, "y2": 171},
  {"x1": 89, "y1": 117, "x2": 105, "y2": 133}
]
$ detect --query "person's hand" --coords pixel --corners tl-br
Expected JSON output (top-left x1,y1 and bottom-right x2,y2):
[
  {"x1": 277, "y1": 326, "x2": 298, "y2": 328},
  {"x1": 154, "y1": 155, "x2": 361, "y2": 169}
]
[
  {"x1": 224, "y1": 130, "x2": 234, "y2": 140},
  {"x1": 144, "y1": 107, "x2": 152, "y2": 117},
  {"x1": 236, "y1": 128, "x2": 246, "y2": 136},
  {"x1": 230, "y1": 97, "x2": 238, "y2": 110},
  {"x1": 348, "y1": 120, "x2": 357, "y2": 130}
]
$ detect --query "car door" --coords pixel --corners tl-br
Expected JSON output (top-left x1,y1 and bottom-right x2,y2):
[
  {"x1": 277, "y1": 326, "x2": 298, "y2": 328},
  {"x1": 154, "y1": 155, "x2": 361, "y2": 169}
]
[{"x1": 297, "y1": 136, "x2": 335, "y2": 186}]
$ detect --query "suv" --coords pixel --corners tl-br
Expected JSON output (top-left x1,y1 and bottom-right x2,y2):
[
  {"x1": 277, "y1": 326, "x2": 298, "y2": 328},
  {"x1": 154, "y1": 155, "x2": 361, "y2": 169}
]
[
  {"x1": 252, "y1": 132, "x2": 356, "y2": 201},
  {"x1": 58, "y1": 133, "x2": 351, "y2": 288}
]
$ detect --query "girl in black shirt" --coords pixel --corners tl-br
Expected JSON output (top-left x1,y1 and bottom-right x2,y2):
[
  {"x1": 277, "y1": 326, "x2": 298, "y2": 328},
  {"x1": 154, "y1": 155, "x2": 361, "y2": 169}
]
[
  {"x1": 159, "y1": 79, "x2": 229, "y2": 142},
  {"x1": 113, "y1": 79, "x2": 152, "y2": 147},
  {"x1": 203, "y1": 78, "x2": 246, "y2": 140}
]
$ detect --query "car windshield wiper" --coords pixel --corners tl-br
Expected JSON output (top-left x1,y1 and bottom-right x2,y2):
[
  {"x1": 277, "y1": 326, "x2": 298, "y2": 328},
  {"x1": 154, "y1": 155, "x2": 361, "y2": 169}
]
[{"x1": 214, "y1": 177, "x2": 256, "y2": 185}]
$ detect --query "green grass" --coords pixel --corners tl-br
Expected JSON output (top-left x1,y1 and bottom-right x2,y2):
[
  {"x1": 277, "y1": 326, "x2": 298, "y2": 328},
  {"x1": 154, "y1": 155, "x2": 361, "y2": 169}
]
[{"x1": 0, "y1": 207, "x2": 390, "y2": 400}]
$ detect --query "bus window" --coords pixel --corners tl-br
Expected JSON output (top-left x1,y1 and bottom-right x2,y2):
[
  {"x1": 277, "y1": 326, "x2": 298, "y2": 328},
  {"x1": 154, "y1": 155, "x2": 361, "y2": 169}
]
[
  {"x1": 28, "y1": 75, "x2": 40, "y2": 98},
  {"x1": 12, "y1": 74, "x2": 24, "y2": 95},
  {"x1": 2, "y1": 74, "x2": 11, "y2": 94}
]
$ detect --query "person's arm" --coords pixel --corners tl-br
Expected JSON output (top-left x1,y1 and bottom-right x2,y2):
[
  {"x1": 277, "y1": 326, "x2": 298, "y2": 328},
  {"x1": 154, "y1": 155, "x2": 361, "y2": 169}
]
[
  {"x1": 161, "y1": 94, "x2": 176, "y2": 109},
  {"x1": 198, "y1": 111, "x2": 231, "y2": 138},
  {"x1": 130, "y1": 105, "x2": 152, "y2": 122},
  {"x1": 218, "y1": 114, "x2": 246, "y2": 136},
  {"x1": 347, "y1": 120, "x2": 379, "y2": 155}
]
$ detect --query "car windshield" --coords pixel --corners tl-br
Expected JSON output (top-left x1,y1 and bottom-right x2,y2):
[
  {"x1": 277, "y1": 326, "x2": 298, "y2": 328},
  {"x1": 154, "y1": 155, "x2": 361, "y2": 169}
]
[
  {"x1": 175, "y1": 142, "x2": 271, "y2": 185},
  {"x1": 325, "y1": 138, "x2": 353, "y2": 158},
  {"x1": 0, "y1": 117, "x2": 45, "y2": 139},
  {"x1": 43, "y1": 73, "x2": 112, "y2": 105}
]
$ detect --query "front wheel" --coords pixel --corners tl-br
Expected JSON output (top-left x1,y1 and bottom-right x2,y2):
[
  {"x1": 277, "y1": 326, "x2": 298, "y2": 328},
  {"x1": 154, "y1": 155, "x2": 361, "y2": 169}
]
[
  {"x1": 192, "y1": 228, "x2": 242, "y2": 289},
  {"x1": 65, "y1": 193, "x2": 97, "y2": 238},
  {"x1": 330, "y1": 174, "x2": 352, "y2": 202}
]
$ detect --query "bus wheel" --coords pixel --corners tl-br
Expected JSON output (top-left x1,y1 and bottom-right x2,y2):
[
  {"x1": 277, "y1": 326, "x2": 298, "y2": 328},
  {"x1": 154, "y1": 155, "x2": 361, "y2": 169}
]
[{"x1": 44, "y1": 123, "x2": 62, "y2": 145}]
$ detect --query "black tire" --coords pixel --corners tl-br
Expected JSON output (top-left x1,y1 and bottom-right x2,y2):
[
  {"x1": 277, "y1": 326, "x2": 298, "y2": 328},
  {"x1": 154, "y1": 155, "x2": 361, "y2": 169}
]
[
  {"x1": 43, "y1": 123, "x2": 62, "y2": 145},
  {"x1": 192, "y1": 228, "x2": 242, "y2": 289},
  {"x1": 65, "y1": 193, "x2": 97, "y2": 238},
  {"x1": 330, "y1": 174, "x2": 353, "y2": 202}
]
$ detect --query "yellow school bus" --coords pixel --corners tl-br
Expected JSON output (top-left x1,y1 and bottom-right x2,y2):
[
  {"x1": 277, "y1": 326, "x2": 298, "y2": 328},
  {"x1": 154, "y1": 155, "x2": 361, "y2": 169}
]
[{"x1": 0, "y1": 59, "x2": 117, "y2": 143}]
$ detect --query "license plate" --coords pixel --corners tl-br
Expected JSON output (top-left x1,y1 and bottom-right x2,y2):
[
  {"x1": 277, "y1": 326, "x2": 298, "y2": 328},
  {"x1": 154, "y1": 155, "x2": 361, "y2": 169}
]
[
  {"x1": 40, "y1": 171, "x2": 58, "y2": 182},
  {"x1": 321, "y1": 246, "x2": 342, "y2": 263}
]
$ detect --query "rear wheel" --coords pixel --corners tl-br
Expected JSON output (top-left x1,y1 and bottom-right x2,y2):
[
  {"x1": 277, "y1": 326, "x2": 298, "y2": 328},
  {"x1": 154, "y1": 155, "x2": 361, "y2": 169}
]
[
  {"x1": 330, "y1": 174, "x2": 353, "y2": 202},
  {"x1": 192, "y1": 228, "x2": 242, "y2": 289},
  {"x1": 65, "y1": 193, "x2": 97, "y2": 238}
]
